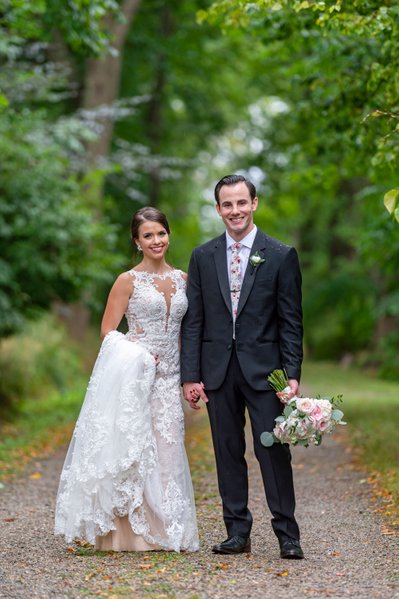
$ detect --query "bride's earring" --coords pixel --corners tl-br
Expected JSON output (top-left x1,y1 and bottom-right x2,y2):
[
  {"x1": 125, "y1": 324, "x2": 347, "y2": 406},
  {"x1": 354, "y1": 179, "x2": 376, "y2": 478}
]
[{"x1": 137, "y1": 243, "x2": 142, "y2": 252}]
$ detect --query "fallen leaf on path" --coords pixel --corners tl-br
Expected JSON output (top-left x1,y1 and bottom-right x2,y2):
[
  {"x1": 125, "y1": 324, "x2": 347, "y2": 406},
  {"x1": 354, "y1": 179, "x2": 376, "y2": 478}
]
[
  {"x1": 75, "y1": 539, "x2": 92, "y2": 547},
  {"x1": 29, "y1": 473, "x2": 42, "y2": 479},
  {"x1": 335, "y1": 573, "x2": 345, "y2": 577},
  {"x1": 275, "y1": 570, "x2": 289, "y2": 577},
  {"x1": 381, "y1": 528, "x2": 398, "y2": 536},
  {"x1": 138, "y1": 564, "x2": 152, "y2": 569},
  {"x1": 215, "y1": 563, "x2": 230, "y2": 570},
  {"x1": 1, "y1": 518, "x2": 15, "y2": 522},
  {"x1": 66, "y1": 547, "x2": 76, "y2": 553}
]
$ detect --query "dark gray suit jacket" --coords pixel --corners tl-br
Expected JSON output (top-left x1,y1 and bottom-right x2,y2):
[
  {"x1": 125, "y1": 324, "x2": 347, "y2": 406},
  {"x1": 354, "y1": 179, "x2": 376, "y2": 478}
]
[{"x1": 180, "y1": 228, "x2": 303, "y2": 391}]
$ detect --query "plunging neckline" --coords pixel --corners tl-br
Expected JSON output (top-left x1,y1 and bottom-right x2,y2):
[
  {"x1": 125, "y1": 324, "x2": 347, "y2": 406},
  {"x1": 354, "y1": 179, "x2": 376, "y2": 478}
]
[{"x1": 132, "y1": 270, "x2": 180, "y2": 332}]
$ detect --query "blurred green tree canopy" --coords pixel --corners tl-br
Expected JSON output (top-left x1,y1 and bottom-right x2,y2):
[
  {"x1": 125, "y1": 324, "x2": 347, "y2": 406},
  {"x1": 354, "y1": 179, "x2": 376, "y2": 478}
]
[
  {"x1": 0, "y1": 0, "x2": 123, "y2": 336},
  {"x1": 195, "y1": 0, "x2": 399, "y2": 374},
  {"x1": 0, "y1": 0, "x2": 398, "y2": 378}
]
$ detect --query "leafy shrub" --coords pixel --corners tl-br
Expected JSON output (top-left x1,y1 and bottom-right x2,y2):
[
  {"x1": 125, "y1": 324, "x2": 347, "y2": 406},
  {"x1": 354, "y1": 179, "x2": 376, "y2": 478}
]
[{"x1": 0, "y1": 315, "x2": 85, "y2": 416}]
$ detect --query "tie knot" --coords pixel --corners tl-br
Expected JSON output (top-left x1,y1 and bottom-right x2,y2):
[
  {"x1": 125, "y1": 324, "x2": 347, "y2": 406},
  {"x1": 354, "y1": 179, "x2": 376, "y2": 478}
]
[{"x1": 233, "y1": 243, "x2": 241, "y2": 252}]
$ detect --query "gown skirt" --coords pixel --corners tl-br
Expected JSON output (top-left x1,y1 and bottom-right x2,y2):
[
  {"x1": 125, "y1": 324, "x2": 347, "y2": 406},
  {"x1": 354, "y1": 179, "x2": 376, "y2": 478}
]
[{"x1": 54, "y1": 331, "x2": 199, "y2": 552}]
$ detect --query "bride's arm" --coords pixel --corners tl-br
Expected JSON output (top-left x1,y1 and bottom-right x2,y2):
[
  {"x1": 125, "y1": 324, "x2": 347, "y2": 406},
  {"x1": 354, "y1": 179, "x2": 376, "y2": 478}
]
[{"x1": 100, "y1": 272, "x2": 133, "y2": 338}]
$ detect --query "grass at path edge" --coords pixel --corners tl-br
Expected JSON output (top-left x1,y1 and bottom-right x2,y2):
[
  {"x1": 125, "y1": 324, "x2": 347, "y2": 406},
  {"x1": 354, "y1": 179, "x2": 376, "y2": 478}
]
[{"x1": 302, "y1": 361, "x2": 399, "y2": 528}]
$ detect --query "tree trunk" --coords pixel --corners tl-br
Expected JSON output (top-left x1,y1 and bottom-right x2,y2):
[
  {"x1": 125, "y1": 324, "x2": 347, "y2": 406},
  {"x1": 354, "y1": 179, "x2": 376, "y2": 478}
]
[
  {"x1": 82, "y1": 0, "x2": 141, "y2": 169},
  {"x1": 61, "y1": 0, "x2": 141, "y2": 341}
]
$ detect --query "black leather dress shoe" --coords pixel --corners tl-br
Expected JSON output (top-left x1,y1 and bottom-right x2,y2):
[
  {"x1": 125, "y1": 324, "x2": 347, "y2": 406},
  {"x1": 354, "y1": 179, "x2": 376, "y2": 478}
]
[
  {"x1": 212, "y1": 535, "x2": 251, "y2": 554},
  {"x1": 280, "y1": 538, "x2": 304, "y2": 559}
]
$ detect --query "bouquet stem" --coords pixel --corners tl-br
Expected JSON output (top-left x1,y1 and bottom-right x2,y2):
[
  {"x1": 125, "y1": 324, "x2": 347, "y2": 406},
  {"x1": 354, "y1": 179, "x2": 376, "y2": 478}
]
[{"x1": 267, "y1": 369, "x2": 289, "y2": 393}]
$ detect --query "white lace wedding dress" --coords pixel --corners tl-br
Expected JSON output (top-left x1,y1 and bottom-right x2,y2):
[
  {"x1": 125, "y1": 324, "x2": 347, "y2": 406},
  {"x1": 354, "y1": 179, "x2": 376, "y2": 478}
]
[{"x1": 54, "y1": 269, "x2": 199, "y2": 552}]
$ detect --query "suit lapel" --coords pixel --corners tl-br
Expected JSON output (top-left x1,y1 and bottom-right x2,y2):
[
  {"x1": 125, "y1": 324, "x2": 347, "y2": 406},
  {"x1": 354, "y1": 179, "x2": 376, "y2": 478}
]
[
  {"x1": 213, "y1": 235, "x2": 232, "y2": 315},
  {"x1": 236, "y1": 229, "x2": 266, "y2": 319}
]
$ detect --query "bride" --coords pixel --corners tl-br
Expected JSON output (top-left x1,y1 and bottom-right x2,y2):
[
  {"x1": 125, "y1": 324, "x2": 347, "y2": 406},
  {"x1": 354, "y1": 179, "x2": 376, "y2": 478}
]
[{"x1": 54, "y1": 207, "x2": 199, "y2": 552}]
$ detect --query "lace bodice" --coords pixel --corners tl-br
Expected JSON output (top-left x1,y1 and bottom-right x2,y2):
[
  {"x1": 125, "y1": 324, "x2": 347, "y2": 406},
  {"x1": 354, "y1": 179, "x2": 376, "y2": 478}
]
[{"x1": 125, "y1": 269, "x2": 188, "y2": 377}]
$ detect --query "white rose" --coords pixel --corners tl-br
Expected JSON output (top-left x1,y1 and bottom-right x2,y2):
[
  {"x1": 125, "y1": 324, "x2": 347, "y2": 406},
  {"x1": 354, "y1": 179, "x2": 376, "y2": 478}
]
[
  {"x1": 318, "y1": 399, "x2": 332, "y2": 418},
  {"x1": 274, "y1": 421, "x2": 289, "y2": 443}
]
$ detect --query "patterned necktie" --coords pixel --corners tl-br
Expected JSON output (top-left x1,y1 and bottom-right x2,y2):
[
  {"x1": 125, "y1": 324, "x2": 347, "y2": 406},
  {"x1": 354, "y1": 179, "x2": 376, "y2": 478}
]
[{"x1": 230, "y1": 242, "x2": 242, "y2": 321}]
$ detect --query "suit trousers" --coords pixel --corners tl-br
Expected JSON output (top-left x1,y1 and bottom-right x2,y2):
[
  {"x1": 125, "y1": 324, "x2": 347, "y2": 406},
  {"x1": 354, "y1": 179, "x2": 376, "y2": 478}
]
[{"x1": 206, "y1": 344, "x2": 300, "y2": 542}]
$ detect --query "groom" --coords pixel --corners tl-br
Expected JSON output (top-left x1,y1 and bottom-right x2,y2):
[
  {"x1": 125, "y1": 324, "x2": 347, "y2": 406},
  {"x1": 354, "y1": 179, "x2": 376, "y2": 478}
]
[{"x1": 181, "y1": 174, "x2": 304, "y2": 559}]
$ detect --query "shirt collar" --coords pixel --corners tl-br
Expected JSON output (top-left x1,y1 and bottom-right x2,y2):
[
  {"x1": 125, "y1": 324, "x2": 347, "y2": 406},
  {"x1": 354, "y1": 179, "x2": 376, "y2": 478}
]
[{"x1": 226, "y1": 225, "x2": 257, "y2": 250}]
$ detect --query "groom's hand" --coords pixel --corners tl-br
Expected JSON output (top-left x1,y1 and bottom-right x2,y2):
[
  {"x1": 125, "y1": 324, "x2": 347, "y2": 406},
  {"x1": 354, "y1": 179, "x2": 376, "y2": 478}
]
[
  {"x1": 286, "y1": 379, "x2": 299, "y2": 399},
  {"x1": 277, "y1": 379, "x2": 299, "y2": 402},
  {"x1": 183, "y1": 382, "x2": 208, "y2": 410}
]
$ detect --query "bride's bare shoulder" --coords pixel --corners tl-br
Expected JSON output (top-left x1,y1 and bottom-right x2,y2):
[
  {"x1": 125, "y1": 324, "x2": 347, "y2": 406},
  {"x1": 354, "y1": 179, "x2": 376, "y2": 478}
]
[{"x1": 111, "y1": 270, "x2": 135, "y2": 292}]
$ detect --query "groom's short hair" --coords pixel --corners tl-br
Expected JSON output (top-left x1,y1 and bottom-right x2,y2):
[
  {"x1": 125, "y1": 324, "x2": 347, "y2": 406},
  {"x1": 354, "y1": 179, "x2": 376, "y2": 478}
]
[{"x1": 214, "y1": 174, "x2": 257, "y2": 205}]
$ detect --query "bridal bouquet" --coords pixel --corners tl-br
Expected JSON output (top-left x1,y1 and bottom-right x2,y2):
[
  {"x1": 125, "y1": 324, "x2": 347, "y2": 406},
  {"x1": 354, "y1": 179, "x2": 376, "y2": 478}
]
[{"x1": 260, "y1": 369, "x2": 346, "y2": 448}]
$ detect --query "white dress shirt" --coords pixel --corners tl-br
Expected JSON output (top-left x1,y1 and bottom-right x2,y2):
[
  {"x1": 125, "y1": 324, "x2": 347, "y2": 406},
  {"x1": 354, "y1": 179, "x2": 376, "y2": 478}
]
[{"x1": 226, "y1": 225, "x2": 258, "y2": 287}]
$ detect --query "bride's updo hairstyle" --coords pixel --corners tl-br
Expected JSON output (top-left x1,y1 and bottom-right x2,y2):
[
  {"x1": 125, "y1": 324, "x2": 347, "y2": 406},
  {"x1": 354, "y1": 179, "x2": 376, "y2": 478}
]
[{"x1": 131, "y1": 207, "x2": 171, "y2": 243}]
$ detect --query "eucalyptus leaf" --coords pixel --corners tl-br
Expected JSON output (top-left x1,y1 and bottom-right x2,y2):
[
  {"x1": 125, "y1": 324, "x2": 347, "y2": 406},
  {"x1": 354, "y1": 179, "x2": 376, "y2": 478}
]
[
  {"x1": 283, "y1": 405, "x2": 293, "y2": 418},
  {"x1": 260, "y1": 432, "x2": 275, "y2": 447},
  {"x1": 332, "y1": 409, "x2": 344, "y2": 422},
  {"x1": 297, "y1": 439, "x2": 309, "y2": 447}
]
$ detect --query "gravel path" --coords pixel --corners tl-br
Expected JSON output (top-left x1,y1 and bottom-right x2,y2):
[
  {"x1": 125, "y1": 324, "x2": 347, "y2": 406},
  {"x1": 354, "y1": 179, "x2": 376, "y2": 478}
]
[{"x1": 0, "y1": 413, "x2": 398, "y2": 599}]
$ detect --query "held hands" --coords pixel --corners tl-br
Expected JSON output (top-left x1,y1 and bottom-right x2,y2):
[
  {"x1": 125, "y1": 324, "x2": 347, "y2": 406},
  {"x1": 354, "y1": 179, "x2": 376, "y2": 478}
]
[
  {"x1": 276, "y1": 378, "x2": 299, "y2": 402},
  {"x1": 183, "y1": 382, "x2": 208, "y2": 410}
]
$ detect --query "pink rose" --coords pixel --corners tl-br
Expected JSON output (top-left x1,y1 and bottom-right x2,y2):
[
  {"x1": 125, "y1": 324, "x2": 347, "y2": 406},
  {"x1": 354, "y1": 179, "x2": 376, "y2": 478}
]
[
  {"x1": 317, "y1": 418, "x2": 332, "y2": 432},
  {"x1": 296, "y1": 397, "x2": 315, "y2": 415},
  {"x1": 295, "y1": 422, "x2": 309, "y2": 439},
  {"x1": 311, "y1": 404, "x2": 324, "y2": 421},
  {"x1": 304, "y1": 415, "x2": 317, "y2": 433}
]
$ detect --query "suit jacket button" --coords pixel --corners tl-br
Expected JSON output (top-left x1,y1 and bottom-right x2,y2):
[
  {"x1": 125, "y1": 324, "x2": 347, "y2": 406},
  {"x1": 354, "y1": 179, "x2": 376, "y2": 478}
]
[{"x1": 227, "y1": 344, "x2": 232, "y2": 350}]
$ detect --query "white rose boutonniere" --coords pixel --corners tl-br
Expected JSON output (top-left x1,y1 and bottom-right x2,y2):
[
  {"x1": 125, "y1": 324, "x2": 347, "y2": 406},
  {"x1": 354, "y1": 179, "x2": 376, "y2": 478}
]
[{"x1": 249, "y1": 250, "x2": 265, "y2": 274}]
